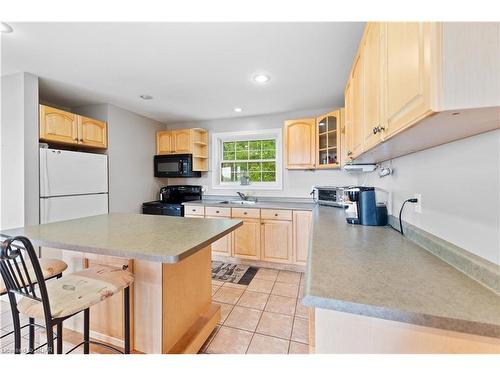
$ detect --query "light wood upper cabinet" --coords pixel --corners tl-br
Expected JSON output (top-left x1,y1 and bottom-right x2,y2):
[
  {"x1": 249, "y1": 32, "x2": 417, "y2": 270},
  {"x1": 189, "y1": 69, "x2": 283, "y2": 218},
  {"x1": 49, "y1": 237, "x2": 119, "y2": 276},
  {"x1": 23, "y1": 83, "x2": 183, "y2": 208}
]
[
  {"x1": 157, "y1": 131, "x2": 173, "y2": 154},
  {"x1": 344, "y1": 80, "x2": 354, "y2": 162},
  {"x1": 78, "y1": 115, "x2": 107, "y2": 149},
  {"x1": 232, "y1": 218, "x2": 261, "y2": 260},
  {"x1": 155, "y1": 128, "x2": 208, "y2": 171},
  {"x1": 293, "y1": 210, "x2": 312, "y2": 265},
  {"x1": 172, "y1": 129, "x2": 192, "y2": 154},
  {"x1": 384, "y1": 22, "x2": 433, "y2": 138},
  {"x1": 284, "y1": 118, "x2": 316, "y2": 169},
  {"x1": 351, "y1": 52, "x2": 365, "y2": 158},
  {"x1": 40, "y1": 105, "x2": 78, "y2": 145},
  {"x1": 261, "y1": 219, "x2": 292, "y2": 263},
  {"x1": 363, "y1": 22, "x2": 384, "y2": 151},
  {"x1": 316, "y1": 110, "x2": 341, "y2": 168},
  {"x1": 39, "y1": 105, "x2": 108, "y2": 149}
]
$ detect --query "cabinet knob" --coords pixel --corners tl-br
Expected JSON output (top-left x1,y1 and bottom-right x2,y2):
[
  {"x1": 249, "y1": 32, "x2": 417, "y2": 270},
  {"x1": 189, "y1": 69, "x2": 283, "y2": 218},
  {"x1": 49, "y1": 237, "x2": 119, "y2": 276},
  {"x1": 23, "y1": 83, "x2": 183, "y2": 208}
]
[
  {"x1": 373, "y1": 127, "x2": 378, "y2": 134},
  {"x1": 243, "y1": 212, "x2": 247, "y2": 215},
  {"x1": 347, "y1": 151, "x2": 353, "y2": 156},
  {"x1": 274, "y1": 213, "x2": 278, "y2": 217},
  {"x1": 216, "y1": 210, "x2": 220, "y2": 213},
  {"x1": 192, "y1": 209, "x2": 196, "y2": 212}
]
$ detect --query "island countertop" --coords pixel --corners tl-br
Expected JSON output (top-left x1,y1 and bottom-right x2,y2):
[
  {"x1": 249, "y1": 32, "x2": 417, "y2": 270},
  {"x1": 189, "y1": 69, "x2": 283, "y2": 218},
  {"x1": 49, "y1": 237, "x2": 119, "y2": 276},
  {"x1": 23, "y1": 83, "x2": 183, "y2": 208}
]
[
  {"x1": 1, "y1": 213, "x2": 243, "y2": 263},
  {"x1": 303, "y1": 206, "x2": 500, "y2": 338}
]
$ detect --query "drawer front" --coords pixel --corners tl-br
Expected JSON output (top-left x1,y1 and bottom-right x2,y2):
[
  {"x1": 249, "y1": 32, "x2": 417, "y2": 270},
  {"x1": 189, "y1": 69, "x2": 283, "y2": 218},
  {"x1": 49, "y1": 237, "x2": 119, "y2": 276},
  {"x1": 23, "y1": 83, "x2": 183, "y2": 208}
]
[
  {"x1": 205, "y1": 206, "x2": 231, "y2": 217},
  {"x1": 184, "y1": 205, "x2": 205, "y2": 216},
  {"x1": 231, "y1": 207, "x2": 260, "y2": 219},
  {"x1": 261, "y1": 209, "x2": 292, "y2": 221}
]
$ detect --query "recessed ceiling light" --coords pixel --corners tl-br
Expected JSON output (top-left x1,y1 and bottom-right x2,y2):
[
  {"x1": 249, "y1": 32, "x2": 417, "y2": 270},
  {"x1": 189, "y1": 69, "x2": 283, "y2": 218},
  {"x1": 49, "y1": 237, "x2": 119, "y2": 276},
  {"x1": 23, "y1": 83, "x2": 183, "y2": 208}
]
[
  {"x1": 139, "y1": 94, "x2": 153, "y2": 100},
  {"x1": 233, "y1": 107, "x2": 243, "y2": 113},
  {"x1": 252, "y1": 74, "x2": 270, "y2": 84},
  {"x1": 0, "y1": 22, "x2": 13, "y2": 34}
]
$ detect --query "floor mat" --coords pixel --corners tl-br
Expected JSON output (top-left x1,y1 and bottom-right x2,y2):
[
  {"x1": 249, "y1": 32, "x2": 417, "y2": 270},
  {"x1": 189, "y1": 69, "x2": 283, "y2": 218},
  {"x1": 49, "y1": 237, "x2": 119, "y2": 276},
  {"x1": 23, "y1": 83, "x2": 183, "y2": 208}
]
[{"x1": 211, "y1": 261, "x2": 258, "y2": 285}]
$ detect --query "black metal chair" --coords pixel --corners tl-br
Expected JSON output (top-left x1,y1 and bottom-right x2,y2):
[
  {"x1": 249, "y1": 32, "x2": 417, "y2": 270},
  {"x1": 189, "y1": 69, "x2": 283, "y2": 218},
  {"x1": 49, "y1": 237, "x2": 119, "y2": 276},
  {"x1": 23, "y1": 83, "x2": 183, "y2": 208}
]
[
  {"x1": 0, "y1": 239, "x2": 68, "y2": 353},
  {"x1": 0, "y1": 236, "x2": 134, "y2": 354}
]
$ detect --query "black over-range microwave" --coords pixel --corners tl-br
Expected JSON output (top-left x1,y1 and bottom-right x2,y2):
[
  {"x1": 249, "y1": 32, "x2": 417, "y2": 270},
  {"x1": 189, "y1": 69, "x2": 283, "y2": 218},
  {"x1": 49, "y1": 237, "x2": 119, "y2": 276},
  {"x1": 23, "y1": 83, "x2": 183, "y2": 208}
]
[{"x1": 154, "y1": 154, "x2": 201, "y2": 178}]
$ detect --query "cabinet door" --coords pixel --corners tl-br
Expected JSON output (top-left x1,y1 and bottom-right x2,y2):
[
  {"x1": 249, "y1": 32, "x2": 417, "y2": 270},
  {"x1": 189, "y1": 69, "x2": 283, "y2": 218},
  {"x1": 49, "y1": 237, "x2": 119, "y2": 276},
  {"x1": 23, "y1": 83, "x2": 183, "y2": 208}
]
[
  {"x1": 284, "y1": 118, "x2": 316, "y2": 169},
  {"x1": 39, "y1": 105, "x2": 78, "y2": 145},
  {"x1": 384, "y1": 22, "x2": 433, "y2": 138},
  {"x1": 363, "y1": 23, "x2": 383, "y2": 151},
  {"x1": 78, "y1": 115, "x2": 108, "y2": 149},
  {"x1": 232, "y1": 218, "x2": 260, "y2": 260},
  {"x1": 351, "y1": 52, "x2": 365, "y2": 158},
  {"x1": 317, "y1": 111, "x2": 341, "y2": 168},
  {"x1": 172, "y1": 129, "x2": 192, "y2": 154},
  {"x1": 344, "y1": 80, "x2": 354, "y2": 161},
  {"x1": 206, "y1": 216, "x2": 232, "y2": 256},
  {"x1": 293, "y1": 211, "x2": 312, "y2": 265},
  {"x1": 261, "y1": 219, "x2": 292, "y2": 263},
  {"x1": 157, "y1": 131, "x2": 172, "y2": 154}
]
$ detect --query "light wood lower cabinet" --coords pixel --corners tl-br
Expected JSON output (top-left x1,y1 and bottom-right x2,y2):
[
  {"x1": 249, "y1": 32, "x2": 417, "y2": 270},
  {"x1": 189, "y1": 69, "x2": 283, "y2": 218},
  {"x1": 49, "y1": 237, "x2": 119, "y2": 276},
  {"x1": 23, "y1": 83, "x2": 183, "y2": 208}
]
[
  {"x1": 293, "y1": 210, "x2": 313, "y2": 265},
  {"x1": 232, "y1": 218, "x2": 261, "y2": 260},
  {"x1": 187, "y1": 205, "x2": 312, "y2": 266},
  {"x1": 261, "y1": 219, "x2": 292, "y2": 263}
]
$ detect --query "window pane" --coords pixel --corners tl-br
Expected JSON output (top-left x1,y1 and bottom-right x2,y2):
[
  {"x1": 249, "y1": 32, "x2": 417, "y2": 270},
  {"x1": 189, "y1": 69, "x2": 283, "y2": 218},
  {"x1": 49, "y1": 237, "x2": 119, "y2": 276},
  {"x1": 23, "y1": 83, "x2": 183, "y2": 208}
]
[
  {"x1": 262, "y1": 172, "x2": 276, "y2": 182},
  {"x1": 249, "y1": 171, "x2": 262, "y2": 182},
  {"x1": 261, "y1": 139, "x2": 275, "y2": 150},
  {"x1": 248, "y1": 162, "x2": 261, "y2": 172},
  {"x1": 223, "y1": 151, "x2": 235, "y2": 160},
  {"x1": 223, "y1": 142, "x2": 235, "y2": 152},
  {"x1": 221, "y1": 162, "x2": 235, "y2": 182},
  {"x1": 236, "y1": 141, "x2": 249, "y2": 152},
  {"x1": 262, "y1": 149, "x2": 275, "y2": 159},
  {"x1": 236, "y1": 150, "x2": 249, "y2": 160},
  {"x1": 262, "y1": 162, "x2": 275, "y2": 172},
  {"x1": 235, "y1": 162, "x2": 248, "y2": 172},
  {"x1": 249, "y1": 150, "x2": 261, "y2": 160},
  {"x1": 249, "y1": 140, "x2": 262, "y2": 150}
]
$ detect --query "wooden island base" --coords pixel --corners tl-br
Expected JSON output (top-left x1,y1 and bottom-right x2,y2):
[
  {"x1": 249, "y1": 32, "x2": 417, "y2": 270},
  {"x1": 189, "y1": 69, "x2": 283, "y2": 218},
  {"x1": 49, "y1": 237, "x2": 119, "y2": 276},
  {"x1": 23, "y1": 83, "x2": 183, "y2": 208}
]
[{"x1": 63, "y1": 245, "x2": 219, "y2": 354}]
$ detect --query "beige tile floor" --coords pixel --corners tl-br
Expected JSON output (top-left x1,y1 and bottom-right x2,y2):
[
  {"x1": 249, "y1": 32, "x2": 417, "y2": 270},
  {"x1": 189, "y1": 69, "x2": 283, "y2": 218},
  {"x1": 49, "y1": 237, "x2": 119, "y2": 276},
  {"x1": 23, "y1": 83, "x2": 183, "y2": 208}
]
[
  {"x1": 0, "y1": 268, "x2": 310, "y2": 355},
  {"x1": 203, "y1": 268, "x2": 310, "y2": 354}
]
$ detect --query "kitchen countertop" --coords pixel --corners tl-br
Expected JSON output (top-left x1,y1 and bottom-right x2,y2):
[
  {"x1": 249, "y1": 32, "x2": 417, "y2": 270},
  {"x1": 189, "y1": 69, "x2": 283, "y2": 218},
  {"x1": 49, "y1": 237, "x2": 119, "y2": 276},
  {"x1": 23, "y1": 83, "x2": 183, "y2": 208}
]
[
  {"x1": 183, "y1": 199, "x2": 315, "y2": 211},
  {"x1": 185, "y1": 199, "x2": 500, "y2": 338},
  {"x1": 1, "y1": 213, "x2": 242, "y2": 263},
  {"x1": 303, "y1": 206, "x2": 500, "y2": 338}
]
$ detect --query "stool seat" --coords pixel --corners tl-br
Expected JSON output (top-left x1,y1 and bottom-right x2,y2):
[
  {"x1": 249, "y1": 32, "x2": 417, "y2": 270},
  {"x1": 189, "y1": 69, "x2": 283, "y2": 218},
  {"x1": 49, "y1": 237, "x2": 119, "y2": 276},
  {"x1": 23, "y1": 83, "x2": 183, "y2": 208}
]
[
  {"x1": 0, "y1": 257, "x2": 68, "y2": 294},
  {"x1": 17, "y1": 264, "x2": 134, "y2": 319}
]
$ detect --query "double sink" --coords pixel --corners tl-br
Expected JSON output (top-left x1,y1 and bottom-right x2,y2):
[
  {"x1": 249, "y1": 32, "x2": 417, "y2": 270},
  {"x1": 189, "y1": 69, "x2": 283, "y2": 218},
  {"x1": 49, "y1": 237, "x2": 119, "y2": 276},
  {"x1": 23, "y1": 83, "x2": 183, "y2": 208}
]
[{"x1": 217, "y1": 200, "x2": 257, "y2": 206}]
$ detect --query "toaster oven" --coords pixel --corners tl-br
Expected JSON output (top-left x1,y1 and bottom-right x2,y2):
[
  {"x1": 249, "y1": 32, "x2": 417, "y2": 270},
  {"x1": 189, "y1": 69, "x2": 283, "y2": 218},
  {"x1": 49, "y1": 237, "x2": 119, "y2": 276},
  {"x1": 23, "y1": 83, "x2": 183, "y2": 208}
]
[{"x1": 313, "y1": 186, "x2": 347, "y2": 207}]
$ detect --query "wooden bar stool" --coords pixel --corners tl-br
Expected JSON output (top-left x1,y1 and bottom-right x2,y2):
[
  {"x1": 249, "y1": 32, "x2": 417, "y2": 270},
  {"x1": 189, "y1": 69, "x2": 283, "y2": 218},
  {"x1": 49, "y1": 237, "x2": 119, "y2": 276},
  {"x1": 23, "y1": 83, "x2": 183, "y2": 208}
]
[
  {"x1": 0, "y1": 236, "x2": 134, "y2": 354},
  {"x1": 0, "y1": 242, "x2": 68, "y2": 353}
]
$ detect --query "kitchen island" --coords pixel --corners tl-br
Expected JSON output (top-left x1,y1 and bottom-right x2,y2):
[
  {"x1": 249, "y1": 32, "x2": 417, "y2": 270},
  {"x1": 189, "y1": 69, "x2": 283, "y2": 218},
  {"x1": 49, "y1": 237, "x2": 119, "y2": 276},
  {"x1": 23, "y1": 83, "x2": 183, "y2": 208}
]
[{"x1": 1, "y1": 213, "x2": 242, "y2": 354}]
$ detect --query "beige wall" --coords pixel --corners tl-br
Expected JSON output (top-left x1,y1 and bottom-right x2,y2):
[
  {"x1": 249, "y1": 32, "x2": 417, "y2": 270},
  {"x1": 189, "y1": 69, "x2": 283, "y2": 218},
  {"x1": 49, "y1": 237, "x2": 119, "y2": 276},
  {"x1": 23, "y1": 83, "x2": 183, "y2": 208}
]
[
  {"x1": 74, "y1": 104, "x2": 165, "y2": 213},
  {"x1": 166, "y1": 108, "x2": 357, "y2": 198},
  {"x1": 360, "y1": 129, "x2": 500, "y2": 265}
]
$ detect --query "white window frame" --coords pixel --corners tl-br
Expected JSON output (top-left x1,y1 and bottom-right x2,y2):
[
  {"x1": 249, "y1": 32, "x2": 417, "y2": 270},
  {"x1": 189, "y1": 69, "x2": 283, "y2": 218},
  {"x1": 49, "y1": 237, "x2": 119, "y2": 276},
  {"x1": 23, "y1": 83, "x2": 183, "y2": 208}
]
[{"x1": 211, "y1": 128, "x2": 283, "y2": 190}]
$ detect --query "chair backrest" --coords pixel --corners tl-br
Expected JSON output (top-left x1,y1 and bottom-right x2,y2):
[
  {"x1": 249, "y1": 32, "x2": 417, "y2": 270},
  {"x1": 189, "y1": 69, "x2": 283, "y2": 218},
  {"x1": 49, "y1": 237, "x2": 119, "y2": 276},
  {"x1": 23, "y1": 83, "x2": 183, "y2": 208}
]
[{"x1": 0, "y1": 236, "x2": 52, "y2": 318}]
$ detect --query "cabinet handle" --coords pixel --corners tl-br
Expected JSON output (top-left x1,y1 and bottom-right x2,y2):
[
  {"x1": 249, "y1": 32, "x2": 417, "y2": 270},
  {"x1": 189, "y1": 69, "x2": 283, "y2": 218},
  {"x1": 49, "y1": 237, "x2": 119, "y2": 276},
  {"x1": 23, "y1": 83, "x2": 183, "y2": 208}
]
[
  {"x1": 373, "y1": 127, "x2": 378, "y2": 134},
  {"x1": 347, "y1": 151, "x2": 353, "y2": 156}
]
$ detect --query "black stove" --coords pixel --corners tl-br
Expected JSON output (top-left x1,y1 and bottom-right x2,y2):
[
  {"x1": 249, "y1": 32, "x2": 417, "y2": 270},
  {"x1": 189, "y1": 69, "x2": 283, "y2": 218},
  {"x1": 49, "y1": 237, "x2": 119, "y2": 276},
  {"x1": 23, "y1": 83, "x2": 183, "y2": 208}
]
[{"x1": 142, "y1": 185, "x2": 203, "y2": 217}]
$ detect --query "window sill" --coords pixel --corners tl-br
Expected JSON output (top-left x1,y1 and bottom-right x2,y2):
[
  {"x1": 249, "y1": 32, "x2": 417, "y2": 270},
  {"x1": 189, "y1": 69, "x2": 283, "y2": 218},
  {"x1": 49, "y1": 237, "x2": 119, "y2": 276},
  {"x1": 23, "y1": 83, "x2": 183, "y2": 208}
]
[{"x1": 211, "y1": 184, "x2": 283, "y2": 191}]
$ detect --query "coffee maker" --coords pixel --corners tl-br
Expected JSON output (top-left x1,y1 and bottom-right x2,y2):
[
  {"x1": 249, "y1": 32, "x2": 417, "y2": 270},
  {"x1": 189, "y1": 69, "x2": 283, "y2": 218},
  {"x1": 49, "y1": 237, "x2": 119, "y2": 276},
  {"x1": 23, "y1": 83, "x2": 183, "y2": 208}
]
[{"x1": 343, "y1": 187, "x2": 388, "y2": 226}]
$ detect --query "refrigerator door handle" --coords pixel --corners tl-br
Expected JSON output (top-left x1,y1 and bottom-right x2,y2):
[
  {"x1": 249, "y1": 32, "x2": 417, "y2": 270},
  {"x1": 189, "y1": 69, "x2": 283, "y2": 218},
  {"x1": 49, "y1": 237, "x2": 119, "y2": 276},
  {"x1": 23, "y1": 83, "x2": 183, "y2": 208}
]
[{"x1": 40, "y1": 149, "x2": 51, "y2": 197}]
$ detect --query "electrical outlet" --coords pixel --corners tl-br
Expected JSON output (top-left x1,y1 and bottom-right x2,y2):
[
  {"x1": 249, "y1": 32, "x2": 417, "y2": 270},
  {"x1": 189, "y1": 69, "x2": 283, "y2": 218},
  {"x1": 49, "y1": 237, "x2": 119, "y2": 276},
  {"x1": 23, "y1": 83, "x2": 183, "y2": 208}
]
[{"x1": 414, "y1": 193, "x2": 422, "y2": 213}]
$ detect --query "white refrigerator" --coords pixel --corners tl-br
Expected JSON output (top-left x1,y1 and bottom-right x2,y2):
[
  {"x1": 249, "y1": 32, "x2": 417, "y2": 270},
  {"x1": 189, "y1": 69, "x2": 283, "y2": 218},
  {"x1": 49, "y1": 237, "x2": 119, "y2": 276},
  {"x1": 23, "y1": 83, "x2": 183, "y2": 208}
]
[{"x1": 40, "y1": 148, "x2": 109, "y2": 263}]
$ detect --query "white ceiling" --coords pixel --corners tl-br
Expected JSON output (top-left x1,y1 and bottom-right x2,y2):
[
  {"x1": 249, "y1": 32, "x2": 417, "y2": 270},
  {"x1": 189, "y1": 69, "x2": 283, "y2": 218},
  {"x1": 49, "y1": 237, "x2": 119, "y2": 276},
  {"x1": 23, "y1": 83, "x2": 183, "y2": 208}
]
[{"x1": 1, "y1": 22, "x2": 364, "y2": 123}]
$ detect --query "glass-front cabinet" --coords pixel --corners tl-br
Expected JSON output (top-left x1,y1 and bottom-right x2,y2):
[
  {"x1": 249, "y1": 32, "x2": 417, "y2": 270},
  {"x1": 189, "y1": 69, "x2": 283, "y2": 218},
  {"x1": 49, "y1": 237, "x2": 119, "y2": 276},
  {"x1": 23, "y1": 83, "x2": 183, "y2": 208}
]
[{"x1": 316, "y1": 110, "x2": 341, "y2": 168}]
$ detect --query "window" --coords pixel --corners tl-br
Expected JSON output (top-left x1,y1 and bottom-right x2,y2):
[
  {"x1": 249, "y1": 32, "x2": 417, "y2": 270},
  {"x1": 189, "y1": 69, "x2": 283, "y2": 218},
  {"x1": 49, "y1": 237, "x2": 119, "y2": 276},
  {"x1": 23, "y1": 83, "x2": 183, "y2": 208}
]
[{"x1": 212, "y1": 129, "x2": 282, "y2": 190}]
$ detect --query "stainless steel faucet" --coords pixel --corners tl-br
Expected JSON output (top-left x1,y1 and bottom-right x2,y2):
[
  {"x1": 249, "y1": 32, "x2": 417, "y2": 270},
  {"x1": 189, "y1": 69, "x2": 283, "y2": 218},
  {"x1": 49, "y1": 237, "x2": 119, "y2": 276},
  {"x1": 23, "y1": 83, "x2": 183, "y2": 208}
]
[{"x1": 237, "y1": 192, "x2": 249, "y2": 200}]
